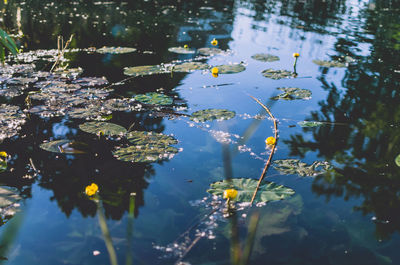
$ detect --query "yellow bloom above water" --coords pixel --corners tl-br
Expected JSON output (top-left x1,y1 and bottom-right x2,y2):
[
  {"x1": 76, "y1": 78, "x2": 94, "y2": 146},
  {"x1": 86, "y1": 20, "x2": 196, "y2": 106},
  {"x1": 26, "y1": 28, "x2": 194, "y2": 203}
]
[
  {"x1": 212, "y1": 73, "x2": 218, "y2": 78},
  {"x1": 265, "y1": 136, "x2": 276, "y2": 146},
  {"x1": 85, "y1": 183, "x2": 99, "y2": 196},
  {"x1": 0, "y1": 151, "x2": 7, "y2": 158},
  {"x1": 211, "y1": 38, "x2": 218, "y2": 46},
  {"x1": 293, "y1": 52, "x2": 300, "y2": 58},
  {"x1": 184, "y1": 44, "x2": 189, "y2": 49},
  {"x1": 223, "y1": 189, "x2": 238, "y2": 200},
  {"x1": 211, "y1": 67, "x2": 219, "y2": 74}
]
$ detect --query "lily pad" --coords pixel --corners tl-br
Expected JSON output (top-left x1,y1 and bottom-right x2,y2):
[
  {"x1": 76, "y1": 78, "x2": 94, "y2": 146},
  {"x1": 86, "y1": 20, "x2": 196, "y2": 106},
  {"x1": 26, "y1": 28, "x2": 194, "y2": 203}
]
[
  {"x1": 79, "y1": 121, "x2": 127, "y2": 136},
  {"x1": 113, "y1": 131, "x2": 179, "y2": 163},
  {"x1": 197, "y1": 47, "x2": 226, "y2": 56},
  {"x1": 190, "y1": 109, "x2": 235, "y2": 122},
  {"x1": 261, "y1": 69, "x2": 296, "y2": 80},
  {"x1": 213, "y1": 64, "x2": 246, "y2": 74},
  {"x1": 168, "y1": 47, "x2": 196, "y2": 54},
  {"x1": 0, "y1": 159, "x2": 6, "y2": 173},
  {"x1": 68, "y1": 106, "x2": 112, "y2": 121},
  {"x1": 170, "y1": 62, "x2": 209, "y2": 72},
  {"x1": 251, "y1": 53, "x2": 280, "y2": 62},
  {"x1": 0, "y1": 105, "x2": 26, "y2": 143},
  {"x1": 312, "y1": 59, "x2": 346, "y2": 68},
  {"x1": 271, "y1": 87, "x2": 312, "y2": 100},
  {"x1": 0, "y1": 186, "x2": 22, "y2": 225},
  {"x1": 71, "y1": 77, "x2": 108, "y2": 87},
  {"x1": 40, "y1": 140, "x2": 90, "y2": 154},
  {"x1": 297, "y1": 121, "x2": 325, "y2": 127},
  {"x1": 123, "y1": 65, "x2": 169, "y2": 77},
  {"x1": 273, "y1": 159, "x2": 332, "y2": 177},
  {"x1": 207, "y1": 178, "x2": 295, "y2": 203},
  {"x1": 96, "y1": 47, "x2": 137, "y2": 54},
  {"x1": 395, "y1": 154, "x2": 400, "y2": 167},
  {"x1": 134, "y1": 92, "x2": 173, "y2": 105}
]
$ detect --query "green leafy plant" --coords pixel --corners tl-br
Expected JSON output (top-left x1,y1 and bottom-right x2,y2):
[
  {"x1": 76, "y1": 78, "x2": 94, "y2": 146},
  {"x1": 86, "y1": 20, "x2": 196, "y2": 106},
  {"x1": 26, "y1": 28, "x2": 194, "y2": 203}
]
[{"x1": 0, "y1": 28, "x2": 19, "y2": 63}]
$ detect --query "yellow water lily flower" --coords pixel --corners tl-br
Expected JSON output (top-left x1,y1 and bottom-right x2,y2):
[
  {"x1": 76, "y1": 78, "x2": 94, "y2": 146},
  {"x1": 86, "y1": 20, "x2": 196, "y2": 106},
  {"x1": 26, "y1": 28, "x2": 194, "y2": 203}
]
[
  {"x1": 85, "y1": 183, "x2": 99, "y2": 196},
  {"x1": 293, "y1": 52, "x2": 300, "y2": 58},
  {"x1": 184, "y1": 44, "x2": 189, "y2": 49},
  {"x1": 0, "y1": 151, "x2": 7, "y2": 158},
  {"x1": 211, "y1": 38, "x2": 218, "y2": 46},
  {"x1": 265, "y1": 136, "x2": 276, "y2": 146},
  {"x1": 223, "y1": 189, "x2": 238, "y2": 200},
  {"x1": 212, "y1": 73, "x2": 218, "y2": 78},
  {"x1": 211, "y1": 67, "x2": 219, "y2": 74}
]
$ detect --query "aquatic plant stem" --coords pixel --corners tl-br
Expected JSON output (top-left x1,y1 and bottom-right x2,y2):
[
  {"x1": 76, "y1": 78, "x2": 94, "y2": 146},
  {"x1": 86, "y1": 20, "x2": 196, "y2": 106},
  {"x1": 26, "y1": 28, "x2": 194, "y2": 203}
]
[
  {"x1": 97, "y1": 198, "x2": 119, "y2": 265},
  {"x1": 248, "y1": 95, "x2": 278, "y2": 204},
  {"x1": 50, "y1": 34, "x2": 73, "y2": 72}
]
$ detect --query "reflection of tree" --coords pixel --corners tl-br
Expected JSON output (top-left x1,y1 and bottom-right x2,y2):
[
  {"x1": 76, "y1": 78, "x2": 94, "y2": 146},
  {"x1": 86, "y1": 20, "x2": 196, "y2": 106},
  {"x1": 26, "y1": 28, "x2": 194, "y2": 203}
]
[{"x1": 285, "y1": 2, "x2": 400, "y2": 239}]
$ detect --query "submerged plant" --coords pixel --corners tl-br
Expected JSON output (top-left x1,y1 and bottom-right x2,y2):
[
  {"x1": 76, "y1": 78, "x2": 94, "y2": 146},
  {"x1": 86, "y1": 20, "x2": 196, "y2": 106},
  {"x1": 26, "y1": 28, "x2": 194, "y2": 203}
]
[{"x1": 0, "y1": 28, "x2": 19, "y2": 63}]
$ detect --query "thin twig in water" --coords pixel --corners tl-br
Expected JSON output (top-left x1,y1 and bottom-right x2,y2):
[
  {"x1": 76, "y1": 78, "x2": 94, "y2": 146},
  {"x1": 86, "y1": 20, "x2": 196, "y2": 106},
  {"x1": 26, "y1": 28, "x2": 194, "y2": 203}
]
[
  {"x1": 50, "y1": 34, "x2": 73, "y2": 72},
  {"x1": 248, "y1": 95, "x2": 278, "y2": 204}
]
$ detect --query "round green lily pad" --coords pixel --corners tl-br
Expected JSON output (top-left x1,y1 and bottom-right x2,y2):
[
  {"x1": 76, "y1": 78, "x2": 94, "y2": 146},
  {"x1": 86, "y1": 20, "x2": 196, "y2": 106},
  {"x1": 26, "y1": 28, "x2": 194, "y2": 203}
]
[
  {"x1": 197, "y1": 47, "x2": 226, "y2": 56},
  {"x1": 261, "y1": 69, "x2": 296, "y2": 80},
  {"x1": 273, "y1": 159, "x2": 332, "y2": 177},
  {"x1": 395, "y1": 154, "x2": 400, "y2": 167},
  {"x1": 170, "y1": 62, "x2": 209, "y2": 72},
  {"x1": 251, "y1": 53, "x2": 280, "y2": 62},
  {"x1": 207, "y1": 178, "x2": 295, "y2": 203},
  {"x1": 123, "y1": 65, "x2": 168, "y2": 76},
  {"x1": 96, "y1": 47, "x2": 137, "y2": 54},
  {"x1": 79, "y1": 121, "x2": 127, "y2": 136},
  {"x1": 190, "y1": 109, "x2": 236, "y2": 122},
  {"x1": 134, "y1": 92, "x2": 173, "y2": 105},
  {"x1": 213, "y1": 64, "x2": 246, "y2": 74},
  {"x1": 40, "y1": 140, "x2": 90, "y2": 154},
  {"x1": 271, "y1": 87, "x2": 312, "y2": 100},
  {"x1": 297, "y1": 121, "x2": 325, "y2": 127},
  {"x1": 168, "y1": 47, "x2": 196, "y2": 54},
  {"x1": 0, "y1": 186, "x2": 22, "y2": 225},
  {"x1": 312, "y1": 59, "x2": 346, "y2": 68},
  {"x1": 113, "y1": 131, "x2": 179, "y2": 163},
  {"x1": 0, "y1": 104, "x2": 26, "y2": 143}
]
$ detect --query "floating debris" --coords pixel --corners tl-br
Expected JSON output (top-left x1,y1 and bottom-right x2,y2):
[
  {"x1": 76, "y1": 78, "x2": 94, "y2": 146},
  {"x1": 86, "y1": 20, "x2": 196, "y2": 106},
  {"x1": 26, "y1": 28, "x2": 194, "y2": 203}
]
[
  {"x1": 96, "y1": 46, "x2": 137, "y2": 54},
  {"x1": 251, "y1": 53, "x2": 280, "y2": 62},
  {"x1": 261, "y1": 69, "x2": 296, "y2": 80},
  {"x1": 190, "y1": 109, "x2": 235, "y2": 122},
  {"x1": 273, "y1": 159, "x2": 332, "y2": 177},
  {"x1": 168, "y1": 47, "x2": 196, "y2": 54},
  {"x1": 40, "y1": 140, "x2": 90, "y2": 154},
  {"x1": 134, "y1": 92, "x2": 173, "y2": 106},
  {"x1": 207, "y1": 178, "x2": 295, "y2": 203},
  {"x1": 271, "y1": 87, "x2": 312, "y2": 100},
  {"x1": 113, "y1": 131, "x2": 179, "y2": 163},
  {"x1": 79, "y1": 121, "x2": 127, "y2": 136},
  {"x1": 0, "y1": 105, "x2": 26, "y2": 143}
]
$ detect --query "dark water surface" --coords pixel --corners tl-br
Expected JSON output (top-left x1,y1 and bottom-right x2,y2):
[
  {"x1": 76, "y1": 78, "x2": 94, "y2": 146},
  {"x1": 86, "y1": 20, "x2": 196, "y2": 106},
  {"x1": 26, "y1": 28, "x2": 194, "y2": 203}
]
[{"x1": 0, "y1": 0, "x2": 400, "y2": 264}]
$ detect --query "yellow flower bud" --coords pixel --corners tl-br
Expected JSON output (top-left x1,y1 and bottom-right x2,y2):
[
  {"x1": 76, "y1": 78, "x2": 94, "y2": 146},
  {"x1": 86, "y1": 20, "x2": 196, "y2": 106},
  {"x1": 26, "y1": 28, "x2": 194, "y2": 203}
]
[
  {"x1": 211, "y1": 67, "x2": 219, "y2": 74},
  {"x1": 223, "y1": 189, "x2": 238, "y2": 200},
  {"x1": 293, "y1": 52, "x2": 300, "y2": 58},
  {"x1": 212, "y1": 73, "x2": 218, "y2": 78},
  {"x1": 0, "y1": 151, "x2": 7, "y2": 158},
  {"x1": 85, "y1": 183, "x2": 99, "y2": 196},
  {"x1": 184, "y1": 44, "x2": 189, "y2": 49},
  {"x1": 211, "y1": 38, "x2": 218, "y2": 46},
  {"x1": 265, "y1": 136, "x2": 276, "y2": 146}
]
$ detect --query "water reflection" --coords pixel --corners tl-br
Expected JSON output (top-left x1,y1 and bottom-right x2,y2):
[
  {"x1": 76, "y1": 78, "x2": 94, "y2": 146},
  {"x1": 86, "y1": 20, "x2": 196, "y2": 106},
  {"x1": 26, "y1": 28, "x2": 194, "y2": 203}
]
[{"x1": 285, "y1": 1, "x2": 400, "y2": 239}]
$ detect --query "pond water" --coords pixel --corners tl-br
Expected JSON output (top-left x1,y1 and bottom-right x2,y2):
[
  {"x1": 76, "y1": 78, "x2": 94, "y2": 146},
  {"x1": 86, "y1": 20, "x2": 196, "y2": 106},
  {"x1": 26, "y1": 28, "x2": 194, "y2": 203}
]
[{"x1": 0, "y1": 0, "x2": 400, "y2": 264}]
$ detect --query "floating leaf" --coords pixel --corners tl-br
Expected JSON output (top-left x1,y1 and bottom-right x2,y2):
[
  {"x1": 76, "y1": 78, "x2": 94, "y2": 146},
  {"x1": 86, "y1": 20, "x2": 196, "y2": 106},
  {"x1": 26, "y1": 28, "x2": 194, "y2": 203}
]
[
  {"x1": 123, "y1": 65, "x2": 168, "y2": 77},
  {"x1": 40, "y1": 140, "x2": 90, "y2": 154},
  {"x1": 71, "y1": 77, "x2": 108, "y2": 87},
  {"x1": 170, "y1": 62, "x2": 209, "y2": 72},
  {"x1": 190, "y1": 109, "x2": 235, "y2": 122},
  {"x1": 312, "y1": 59, "x2": 346, "y2": 68},
  {"x1": 53, "y1": 67, "x2": 83, "y2": 79},
  {"x1": 79, "y1": 121, "x2": 127, "y2": 136},
  {"x1": 68, "y1": 106, "x2": 112, "y2": 121},
  {"x1": 0, "y1": 160, "x2": 6, "y2": 173},
  {"x1": 273, "y1": 159, "x2": 332, "y2": 177},
  {"x1": 261, "y1": 69, "x2": 296, "y2": 80},
  {"x1": 207, "y1": 178, "x2": 295, "y2": 203},
  {"x1": 168, "y1": 47, "x2": 195, "y2": 54},
  {"x1": 113, "y1": 131, "x2": 179, "y2": 163},
  {"x1": 197, "y1": 47, "x2": 226, "y2": 56},
  {"x1": 297, "y1": 121, "x2": 325, "y2": 127},
  {"x1": 134, "y1": 92, "x2": 173, "y2": 105},
  {"x1": 251, "y1": 53, "x2": 280, "y2": 62},
  {"x1": 96, "y1": 47, "x2": 137, "y2": 54},
  {"x1": 0, "y1": 105, "x2": 26, "y2": 143},
  {"x1": 213, "y1": 64, "x2": 246, "y2": 74},
  {"x1": 395, "y1": 154, "x2": 400, "y2": 167},
  {"x1": 0, "y1": 186, "x2": 22, "y2": 225},
  {"x1": 271, "y1": 87, "x2": 312, "y2": 100}
]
